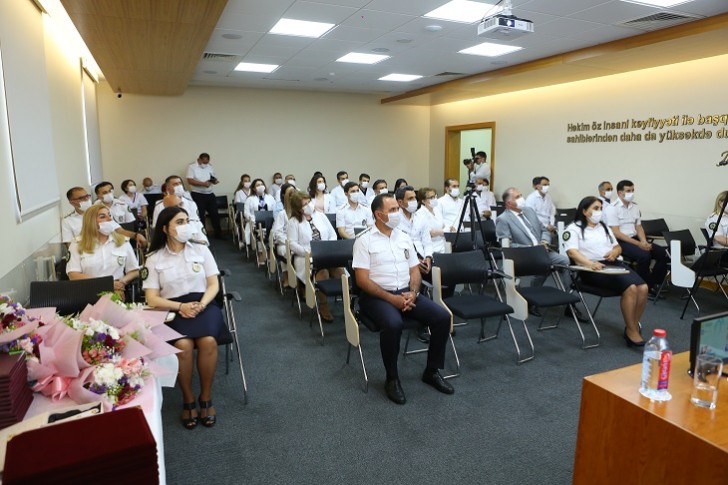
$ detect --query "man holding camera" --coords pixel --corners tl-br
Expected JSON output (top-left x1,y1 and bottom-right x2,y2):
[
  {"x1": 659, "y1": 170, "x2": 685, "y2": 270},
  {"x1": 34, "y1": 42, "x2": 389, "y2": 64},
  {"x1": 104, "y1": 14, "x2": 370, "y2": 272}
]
[{"x1": 186, "y1": 152, "x2": 222, "y2": 239}]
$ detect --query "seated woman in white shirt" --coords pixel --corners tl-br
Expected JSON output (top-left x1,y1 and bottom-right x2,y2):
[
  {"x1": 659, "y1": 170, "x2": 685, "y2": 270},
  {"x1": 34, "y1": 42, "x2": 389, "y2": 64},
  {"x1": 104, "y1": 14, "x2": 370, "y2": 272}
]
[
  {"x1": 307, "y1": 174, "x2": 337, "y2": 213},
  {"x1": 233, "y1": 173, "x2": 252, "y2": 206},
  {"x1": 272, "y1": 184, "x2": 295, "y2": 280},
  {"x1": 244, "y1": 178, "x2": 276, "y2": 263},
  {"x1": 705, "y1": 190, "x2": 728, "y2": 249},
  {"x1": 67, "y1": 204, "x2": 140, "y2": 300},
  {"x1": 143, "y1": 206, "x2": 231, "y2": 430},
  {"x1": 563, "y1": 196, "x2": 648, "y2": 348},
  {"x1": 416, "y1": 187, "x2": 447, "y2": 253},
  {"x1": 119, "y1": 179, "x2": 148, "y2": 221},
  {"x1": 287, "y1": 191, "x2": 340, "y2": 322}
]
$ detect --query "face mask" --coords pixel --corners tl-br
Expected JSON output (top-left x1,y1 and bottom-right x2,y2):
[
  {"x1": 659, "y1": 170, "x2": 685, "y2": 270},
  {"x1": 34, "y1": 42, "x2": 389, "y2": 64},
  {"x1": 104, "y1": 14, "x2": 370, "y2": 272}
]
[
  {"x1": 623, "y1": 192, "x2": 634, "y2": 202},
  {"x1": 384, "y1": 212, "x2": 400, "y2": 229},
  {"x1": 340, "y1": 178, "x2": 350, "y2": 187},
  {"x1": 98, "y1": 220, "x2": 116, "y2": 236},
  {"x1": 274, "y1": 178, "x2": 283, "y2": 185},
  {"x1": 515, "y1": 197, "x2": 526, "y2": 210},
  {"x1": 127, "y1": 185, "x2": 137, "y2": 194},
  {"x1": 378, "y1": 188, "x2": 389, "y2": 195},
  {"x1": 360, "y1": 181, "x2": 369, "y2": 189},
  {"x1": 102, "y1": 192, "x2": 114, "y2": 204},
  {"x1": 243, "y1": 181, "x2": 251, "y2": 189},
  {"x1": 303, "y1": 204, "x2": 313, "y2": 216},
  {"x1": 429, "y1": 199, "x2": 438, "y2": 208},
  {"x1": 256, "y1": 185, "x2": 266, "y2": 196},
  {"x1": 603, "y1": 190, "x2": 613, "y2": 199},
  {"x1": 476, "y1": 185, "x2": 484, "y2": 192},
  {"x1": 317, "y1": 182, "x2": 326, "y2": 192},
  {"x1": 173, "y1": 224, "x2": 194, "y2": 243},
  {"x1": 173, "y1": 185, "x2": 185, "y2": 197},
  {"x1": 405, "y1": 201, "x2": 418, "y2": 214},
  {"x1": 78, "y1": 199, "x2": 92, "y2": 212},
  {"x1": 540, "y1": 185, "x2": 550, "y2": 194},
  {"x1": 589, "y1": 210, "x2": 602, "y2": 224},
  {"x1": 483, "y1": 185, "x2": 490, "y2": 193},
  {"x1": 348, "y1": 192, "x2": 360, "y2": 203},
  {"x1": 449, "y1": 188, "x2": 460, "y2": 198},
  {"x1": 288, "y1": 180, "x2": 296, "y2": 187}
]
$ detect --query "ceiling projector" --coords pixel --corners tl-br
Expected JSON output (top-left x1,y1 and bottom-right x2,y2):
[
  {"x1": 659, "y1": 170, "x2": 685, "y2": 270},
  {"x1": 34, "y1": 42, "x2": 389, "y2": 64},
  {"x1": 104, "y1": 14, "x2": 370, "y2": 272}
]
[{"x1": 478, "y1": 14, "x2": 534, "y2": 40}]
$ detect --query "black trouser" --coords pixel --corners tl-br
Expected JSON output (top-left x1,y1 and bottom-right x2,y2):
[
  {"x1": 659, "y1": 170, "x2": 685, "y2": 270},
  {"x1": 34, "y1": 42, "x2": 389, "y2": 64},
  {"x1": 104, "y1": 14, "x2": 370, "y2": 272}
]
[
  {"x1": 619, "y1": 237, "x2": 668, "y2": 288},
  {"x1": 359, "y1": 289, "x2": 450, "y2": 379},
  {"x1": 191, "y1": 192, "x2": 221, "y2": 238}
]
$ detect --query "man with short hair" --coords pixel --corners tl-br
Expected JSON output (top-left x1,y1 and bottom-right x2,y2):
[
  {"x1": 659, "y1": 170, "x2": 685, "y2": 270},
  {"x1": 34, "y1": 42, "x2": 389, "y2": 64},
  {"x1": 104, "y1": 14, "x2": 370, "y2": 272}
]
[
  {"x1": 465, "y1": 176, "x2": 496, "y2": 222},
  {"x1": 268, "y1": 172, "x2": 284, "y2": 200},
  {"x1": 142, "y1": 177, "x2": 162, "y2": 194},
  {"x1": 284, "y1": 174, "x2": 296, "y2": 187},
  {"x1": 597, "y1": 181, "x2": 613, "y2": 205},
  {"x1": 606, "y1": 179, "x2": 668, "y2": 297},
  {"x1": 152, "y1": 175, "x2": 199, "y2": 227},
  {"x1": 395, "y1": 186, "x2": 433, "y2": 275},
  {"x1": 367, "y1": 179, "x2": 388, "y2": 206},
  {"x1": 438, "y1": 178, "x2": 464, "y2": 232},
  {"x1": 330, "y1": 170, "x2": 350, "y2": 208},
  {"x1": 186, "y1": 152, "x2": 221, "y2": 239},
  {"x1": 336, "y1": 182, "x2": 372, "y2": 239},
  {"x1": 61, "y1": 187, "x2": 92, "y2": 243},
  {"x1": 471, "y1": 151, "x2": 490, "y2": 183},
  {"x1": 94, "y1": 181, "x2": 147, "y2": 247},
  {"x1": 358, "y1": 173, "x2": 371, "y2": 206},
  {"x1": 525, "y1": 176, "x2": 556, "y2": 237},
  {"x1": 353, "y1": 193, "x2": 454, "y2": 405}
]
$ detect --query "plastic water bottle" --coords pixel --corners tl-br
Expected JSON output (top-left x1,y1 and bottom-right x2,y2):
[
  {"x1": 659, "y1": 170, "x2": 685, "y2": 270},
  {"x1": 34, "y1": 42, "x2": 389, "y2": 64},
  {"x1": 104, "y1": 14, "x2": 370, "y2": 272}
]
[{"x1": 639, "y1": 329, "x2": 672, "y2": 401}]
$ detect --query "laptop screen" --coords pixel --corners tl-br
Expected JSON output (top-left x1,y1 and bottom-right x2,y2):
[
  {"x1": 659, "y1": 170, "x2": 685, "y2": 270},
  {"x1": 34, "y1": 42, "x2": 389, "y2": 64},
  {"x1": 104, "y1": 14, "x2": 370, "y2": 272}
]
[{"x1": 690, "y1": 311, "x2": 728, "y2": 376}]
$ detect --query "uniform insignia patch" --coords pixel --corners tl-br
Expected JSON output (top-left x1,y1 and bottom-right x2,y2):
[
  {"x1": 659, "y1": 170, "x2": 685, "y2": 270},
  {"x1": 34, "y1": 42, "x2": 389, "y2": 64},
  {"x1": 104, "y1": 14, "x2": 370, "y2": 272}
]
[
  {"x1": 709, "y1": 222, "x2": 717, "y2": 230},
  {"x1": 140, "y1": 267, "x2": 149, "y2": 281},
  {"x1": 563, "y1": 231, "x2": 571, "y2": 241},
  {"x1": 192, "y1": 262, "x2": 202, "y2": 273},
  {"x1": 117, "y1": 256, "x2": 125, "y2": 266},
  {"x1": 404, "y1": 249, "x2": 410, "y2": 259}
]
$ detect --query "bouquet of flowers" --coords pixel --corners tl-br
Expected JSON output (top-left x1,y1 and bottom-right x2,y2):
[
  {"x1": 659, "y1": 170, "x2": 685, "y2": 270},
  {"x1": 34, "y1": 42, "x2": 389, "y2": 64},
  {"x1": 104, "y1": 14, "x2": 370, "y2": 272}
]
[
  {"x1": 84, "y1": 357, "x2": 149, "y2": 407},
  {"x1": 0, "y1": 295, "x2": 43, "y2": 359},
  {"x1": 65, "y1": 317, "x2": 126, "y2": 365}
]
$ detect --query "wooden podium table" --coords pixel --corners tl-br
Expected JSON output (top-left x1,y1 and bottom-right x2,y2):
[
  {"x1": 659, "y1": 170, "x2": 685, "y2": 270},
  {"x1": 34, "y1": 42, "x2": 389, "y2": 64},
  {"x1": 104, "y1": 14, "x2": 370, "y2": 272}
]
[{"x1": 573, "y1": 352, "x2": 728, "y2": 484}]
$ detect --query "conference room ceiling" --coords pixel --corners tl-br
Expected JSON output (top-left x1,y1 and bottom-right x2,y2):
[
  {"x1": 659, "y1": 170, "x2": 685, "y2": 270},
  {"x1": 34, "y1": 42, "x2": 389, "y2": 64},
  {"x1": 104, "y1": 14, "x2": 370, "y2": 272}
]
[{"x1": 63, "y1": 0, "x2": 728, "y2": 103}]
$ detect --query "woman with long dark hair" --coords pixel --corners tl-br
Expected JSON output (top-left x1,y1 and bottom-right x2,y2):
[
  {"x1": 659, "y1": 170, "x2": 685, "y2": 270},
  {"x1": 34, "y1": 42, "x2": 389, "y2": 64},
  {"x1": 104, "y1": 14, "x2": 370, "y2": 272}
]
[
  {"x1": 563, "y1": 196, "x2": 648, "y2": 347},
  {"x1": 307, "y1": 174, "x2": 336, "y2": 213},
  {"x1": 143, "y1": 206, "x2": 230, "y2": 429}
]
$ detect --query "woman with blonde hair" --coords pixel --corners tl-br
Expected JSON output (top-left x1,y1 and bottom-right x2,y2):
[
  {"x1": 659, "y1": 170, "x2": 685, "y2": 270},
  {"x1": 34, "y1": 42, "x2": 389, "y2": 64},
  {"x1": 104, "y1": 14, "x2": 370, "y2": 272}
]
[
  {"x1": 66, "y1": 204, "x2": 140, "y2": 300},
  {"x1": 706, "y1": 190, "x2": 728, "y2": 248}
]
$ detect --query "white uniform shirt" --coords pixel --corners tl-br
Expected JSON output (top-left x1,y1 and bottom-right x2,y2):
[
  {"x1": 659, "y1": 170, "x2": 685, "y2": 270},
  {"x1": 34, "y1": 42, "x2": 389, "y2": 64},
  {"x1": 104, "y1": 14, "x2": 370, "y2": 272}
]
[
  {"x1": 186, "y1": 162, "x2": 215, "y2": 195},
  {"x1": 234, "y1": 189, "x2": 251, "y2": 205},
  {"x1": 438, "y1": 194, "x2": 463, "y2": 231},
  {"x1": 268, "y1": 183, "x2": 282, "y2": 201},
  {"x1": 605, "y1": 199, "x2": 641, "y2": 238},
  {"x1": 61, "y1": 211, "x2": 84, "y2": 243},
  {"x1": 143, "y1": 184, "x2": 162, "y2": 195},
  {"x1": 465, "y1": 190, "x2": 497, "y2": 222},
  {"x1": 525, "y1": 190, "x2": 555, "y2": 227},
  {"x1": 416, "y1": 206, "x2": 447, "y2": 253},
  {"x1": 563, "y1": 222, "x2": 618, "y2": 261},
  {"x1": 352, "y1": 226, "x2": 418, "y2": 291},
  {"x1": 287, "y1": 212, "x2": 337, "y2": 281},
  {"x1": 272, "y1": 210, "x2": 289, "y2": 249},
  {"x1": 244, "y1": 194, "x2": 276, "y2": 223},
  {"x1": 397, "y1": 209, "x2": 433, "y2": 258},
  {"x1": 152, "y1": 197, "x2": 200, "y2": 227},
  {"x1": 97, "y1": 199, "x2": 135, "y2": 224},
  {"x1": 472, "y1": 161, "x2": 491, "y2": 182},
  {"x1": 312, "y1": 193, "x2": 337, "y2": 214},
  {"x1": 143, "y1": 243, "x2": 219, "y2": 299},
  {"x1": 118, "y1": 193, "x2": 148, "y2": 213},
  {"x1": 66, "y1": 238, "x2": 139, "y2": 280},
  {"x1": 330, "y1": 185, "x2": 347, "y2": 208},
  {"x1": 336, "y1": 203, "x2": 373, "y2": 238},
  {"x1": 706, "y1": 213, "x2": 728, "y2": 248}
]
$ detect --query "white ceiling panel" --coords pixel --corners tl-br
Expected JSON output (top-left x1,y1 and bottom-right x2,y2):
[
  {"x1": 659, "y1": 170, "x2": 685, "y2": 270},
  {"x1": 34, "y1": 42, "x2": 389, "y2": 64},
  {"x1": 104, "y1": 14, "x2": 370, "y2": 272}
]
[
  {"x1": 283, "y1": 1, "x2": 361, "y2": 23},
  {"x1": 519, "y1": 0, "x2": 615, "y2": 17},
  {"x1": 362, "y1": 0, "x2": 448, "y2": 16},
  {"x1": 535, "y1": 17, "x2": 607, "y2": 37},
  {"x1": 570, "y1": 1, "x2": 677, "y2": 24},
  {"x1": 341, "y1": 9, "x2": 415, "y2": 30},
  {"x1": 204, "y1": 30, "x2": 265, "y2": 54},
  {"x1": 324, "y1": 25, "x2": 388, "y2": 42}
]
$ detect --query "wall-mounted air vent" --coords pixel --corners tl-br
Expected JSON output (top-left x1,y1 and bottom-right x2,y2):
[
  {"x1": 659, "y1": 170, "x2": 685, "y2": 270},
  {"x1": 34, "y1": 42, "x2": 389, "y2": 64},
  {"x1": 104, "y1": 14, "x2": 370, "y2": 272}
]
[
  {"x1": 202, "y1": 52, "x2": 240, "y2": 62},
  {"x1": 619, "y1": 11, "x2": 702, "y2": 31}
]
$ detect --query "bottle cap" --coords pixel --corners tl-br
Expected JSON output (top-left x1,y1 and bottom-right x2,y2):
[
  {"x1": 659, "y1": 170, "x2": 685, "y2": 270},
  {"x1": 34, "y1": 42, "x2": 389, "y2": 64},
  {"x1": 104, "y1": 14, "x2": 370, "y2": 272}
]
[{"x1": 653, "y1": 329, "x2": 666, "y2": 337}]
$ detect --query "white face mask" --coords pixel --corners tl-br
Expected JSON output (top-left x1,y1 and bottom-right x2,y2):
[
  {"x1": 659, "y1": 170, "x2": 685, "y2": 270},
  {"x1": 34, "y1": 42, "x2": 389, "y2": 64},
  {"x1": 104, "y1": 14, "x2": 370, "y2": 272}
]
[
  {"x1": 256, "y1": 185, "x2": 266, "y2": 196},
  {"x1": 173, "y1": 185, "x2": 185, "y2": 197},
  {"x1": 243, "y1": 181, "x2": 251, "y2": 189},
  {"x1": 317, "y1": 182, "x2": 326, "y2": 192},
  {"x1": 476, "y1": 184, "x2": 485, "y2": 192},
  {"x1": 303, "y1": 204, "x2": 313, "y2": 216},
  {"x1": 515, "y1": 196, "x2": 526, "y2": 210},
  {"x1": 98, "y1": 220, "x2": 116, "y2": 236},
  {"x1": 127, "y1": 185, "x2": 137, "y2": 194},
  {"x1": 288, "y1": 180, "x2": 296, "y2": 187},
  {"x1": 348, "y1": 191, "x2": 361, "y2": 203},
  {"x1": 378, "y1": 188, "x2": 389, "y2": 195},
  {"x1": 78, "y1": 199, "x2": 92, "y2": 212},
  {"x1": 623, "y1": 192, "x2": 634, "y2": 202},
  {"x1": 384, "y1": 211, "x2": 400, "y2": 229},
  {"x1": 173, "y1": 224, "x2": 193, "y2": 244},
  {"x1": 360, "y1": 181, "x2": 369, "y2": 189},
  {"x1": 429, "y1": 198, "x2": 438, "y2": 208},
  {"x1": 589, "y1": 210, "x2": 603, "y2": 224},
  {"x1": 274, "y1": 178, "x2": 283, "y2": 185},
  {"x1": 449, "y1": 188, "x2": 460, "y2": 198},
  {"x1": 603, "y1": 190, "x2": 613, "y2": 199},
  {"x1": 405, "y1": 200, "x2": 418, "y2": 214},
  {"x1": 340, "y1": 178, "x2": 350, "y2": 187},
  {"x1": 540, "y1": 185, "x2": 550, "y2": 194},
  {"x1": 102, "y1": 192, "x2": 114, "y2": 204}
]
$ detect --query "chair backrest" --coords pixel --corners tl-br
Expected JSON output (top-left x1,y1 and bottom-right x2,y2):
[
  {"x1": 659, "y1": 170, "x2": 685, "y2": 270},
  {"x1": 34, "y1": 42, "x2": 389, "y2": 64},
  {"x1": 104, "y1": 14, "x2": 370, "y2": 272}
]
[
  {"x1": 444, "y1": 231, "x2": 485, "y2": 252},
  {"x1": 555, "y1": 208, "x2": 576, "y2": 224},
  {"x1": 467, "y1": 219, "x2": 498, "y2": 246},
  {"x1": 494, "y1": 204, "x2": 506, "y2": 216},
  {"x1": 700, "y1": 228, "x2": 713, "y2": 248},
  {"x1": 216, "y1": 195, "x2": 229, "y2": 210},
  {"x1": 285, "y1": 241, "x2": 297, "y2": 288},
  {"x1": 433, "y1": 250, "x2": 491, "y2": 287},
  {"x1": 254, "y1": 210, "x2": 274, "y2": 232},
  {"x1": 663, "y1": 229, "x2": 697, "y2": 257},
  {"x1": 303, "y1": 251, "x2": 316, "y2": 309},
  {"x1": 235, "y1": 202, "x2": 246, "y2": 215},
  {"x1": 641, "y1": 218, "x2": 670, "y2": 239},
  {"x1": 341, "y1": 271, "x2": 360, "y2": 347},
  {"x1": 310, "y1": 239, "x2": 355, "y2": 270},
  {"x1": 267, "y1": 230, "x2": 277, "y2": 275},
  {"x1": 144, "y1": 194, "x2": 163, "y2": 216},
  {"x1": 325, "y1": 213, "x2": 337, "y2": 229},
  {"x1": 668, "y1": 239, "x2": 696, "y2": 288},
  {"x1": 501, "y1": 246, "x2": 553, "y2": 277},
  {"x1": 28, "y1": 276, "x2": 114, "y2": 316},
  {"x1": 119, "y1": 221, "x2": 137, "y2": 233},
  {"x1": 502, "y1": 259, "x2": 528, "y2": 320}
]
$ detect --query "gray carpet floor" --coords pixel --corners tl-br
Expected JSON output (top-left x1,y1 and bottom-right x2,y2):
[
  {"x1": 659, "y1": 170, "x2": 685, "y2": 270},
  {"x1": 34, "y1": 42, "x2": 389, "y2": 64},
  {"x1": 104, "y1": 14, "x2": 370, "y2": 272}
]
[{"x1": 160, "y1": 239, "x2": 726, "y2": 484}]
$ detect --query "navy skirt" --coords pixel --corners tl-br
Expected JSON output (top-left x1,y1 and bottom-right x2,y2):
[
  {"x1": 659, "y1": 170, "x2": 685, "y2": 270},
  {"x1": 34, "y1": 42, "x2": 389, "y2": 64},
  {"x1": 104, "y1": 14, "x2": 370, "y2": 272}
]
[
  {"x1": 168, "y1": 293, "x2": 233, "y2": 345},
  {"x1": 579, "y1": 261, "x2": 646, "y2": 293}
]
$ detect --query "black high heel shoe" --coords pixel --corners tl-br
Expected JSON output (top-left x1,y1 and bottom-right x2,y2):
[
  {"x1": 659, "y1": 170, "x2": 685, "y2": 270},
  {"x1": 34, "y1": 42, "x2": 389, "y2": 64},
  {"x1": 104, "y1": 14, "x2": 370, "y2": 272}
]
[
  {"x1": 181, "y1": 402, "x2": 198, "y2": 430},
  {"x1": 198, "y1": 397, "x2": 216, "y2": 428},
  {"x1": 623, "y1": 329, "x2": 646, "y2": 348}
]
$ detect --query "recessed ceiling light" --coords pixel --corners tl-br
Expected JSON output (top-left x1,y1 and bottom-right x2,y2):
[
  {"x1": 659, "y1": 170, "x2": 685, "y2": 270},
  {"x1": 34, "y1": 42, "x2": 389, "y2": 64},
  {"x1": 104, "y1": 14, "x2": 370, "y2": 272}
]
[
  {"x1": 269, "y1": 18, "x2": 335, "y2": 38},
  {"x1": 459, "y1": 42, "x2": 522, "y2": 57},
  {"x1": 336, "y1": 53, "x2": 390, "y2": 64},
  {"x1": 424, "y1": 25, "x2": 443, "y2": 32},
  {"x1": 371, "y1": 47, "x2": 390, "y2": 53},
  {"x1": 222, "y1": 33, "x2": 243, "y2": 40},
  {"x1": 379, "y1": 74, "x2": 423, "y2": 82},
  {"x1": 234, "y1": 62, "x2": 279, "y2": 73},
  {"x1": 424, "y1": 0, "x2": 503, "y2": 24},
  {"x1": 619, "y1": 0, "x2": 693, "y2": 7}
]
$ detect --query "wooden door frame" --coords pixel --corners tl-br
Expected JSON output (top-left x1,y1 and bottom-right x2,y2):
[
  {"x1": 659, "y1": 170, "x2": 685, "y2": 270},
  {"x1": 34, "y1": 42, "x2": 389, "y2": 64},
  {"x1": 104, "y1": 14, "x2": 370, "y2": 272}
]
[{"x1": 444, "y1": 122, "x2": 496, "y2": 187}]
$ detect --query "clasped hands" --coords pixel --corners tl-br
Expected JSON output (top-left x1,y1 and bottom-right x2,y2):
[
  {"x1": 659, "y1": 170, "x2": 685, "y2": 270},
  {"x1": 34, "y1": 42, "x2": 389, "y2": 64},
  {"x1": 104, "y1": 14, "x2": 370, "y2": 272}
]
[
  {"x1": 179, "y1": 301, "x2": 206, "y2": 318},
  {"x1": 393, "y1": 291, "x2": 417, "y2": 312}
]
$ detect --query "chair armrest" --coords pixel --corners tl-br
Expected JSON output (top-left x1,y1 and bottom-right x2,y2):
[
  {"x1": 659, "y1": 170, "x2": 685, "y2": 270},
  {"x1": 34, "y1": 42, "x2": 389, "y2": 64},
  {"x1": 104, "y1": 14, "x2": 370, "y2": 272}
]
[{"x1": 228, "y1": 291, "x2": 242, "y2": 302}]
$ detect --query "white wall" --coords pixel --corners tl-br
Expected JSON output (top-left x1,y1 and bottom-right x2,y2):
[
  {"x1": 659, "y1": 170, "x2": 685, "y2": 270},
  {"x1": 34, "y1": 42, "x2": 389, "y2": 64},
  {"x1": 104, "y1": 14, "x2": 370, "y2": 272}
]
[
  {"x1": 97, "y1": 85, "x2": 430, "y2": 197},
  {"x1": 430, "y1": 54, "x2": 728, "y2": 238}
]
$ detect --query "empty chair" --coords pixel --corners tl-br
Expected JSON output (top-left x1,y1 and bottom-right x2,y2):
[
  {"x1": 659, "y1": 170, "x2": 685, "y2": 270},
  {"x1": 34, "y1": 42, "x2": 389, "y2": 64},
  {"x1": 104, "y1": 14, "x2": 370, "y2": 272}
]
[
  {"x1": 640, "y1": 218, "x2": 669, "y2": 243},
  {"x1": 307, "y1": 239, "x2": 353, "y2": 344},
  {"x1": 28, "y1": 276, "x2": 114, "y2": 316}
]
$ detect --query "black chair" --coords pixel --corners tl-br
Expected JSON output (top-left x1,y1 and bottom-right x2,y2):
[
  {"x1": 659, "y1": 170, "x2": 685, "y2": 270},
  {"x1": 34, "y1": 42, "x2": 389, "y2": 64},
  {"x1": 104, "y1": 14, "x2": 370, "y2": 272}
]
[
  {"x1": 28, "y1": 276, "x2": 114, "y2": 316},
  {"x1": 325, "y1": 213, "x2": 338, "y2": 238},
  {"x1": 444, "y1": 231, "x2": 485, "y2": 253},
  {"x1": 215, "y1": 195, "x2": 230, "y2": 232},
  {"x1": 144, "y1": 194, "x2": 163, "y2": 225},
  {"x1": 217, "y1": 269, "x2": 248, "y2": 403},
  {"x1": 641, "y1": 218, "x2": 669, "y2": 244},
  {"x1": 555, "y1": 208, "x2": 576, "y2": 225},
  {"x1": 502, "y1": 246, "x2": 599, "y2": 349},
  {"x1": 253, "y1": 210, "x2": 274, "y2": 269},
  {"x1": 432, "y1": 251, "x2": 519, "y2": 364},
  {"x1": 234, "y1": 202, "x2": 247, "y2": 253}
]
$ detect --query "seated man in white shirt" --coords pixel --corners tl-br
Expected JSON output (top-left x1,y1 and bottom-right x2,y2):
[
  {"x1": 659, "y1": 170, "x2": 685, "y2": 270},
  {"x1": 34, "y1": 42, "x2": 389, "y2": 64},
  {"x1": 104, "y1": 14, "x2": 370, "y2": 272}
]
[
  {"x1": 525, "y1": 176, "x2": 556, "y2": 238},
  {"x1": 438, "y1": 178, "x2": 464, "y2": 232},
  {"x1": 358, "y1": 173, "x2": 371, "y2": 207},
  {"x1": 395, "y1": 185, "x2": 434, "y2": 277},
  {"x1": 142, "y1": 177, "x2": 162, "y2": 194},
  {"x1": 597, "y1": 181, "x2": 614, "y2": 205},
  {"x1": 335, "y1": 182, "x2": 372, "y2": 239},
  {"x1": 94, "y1": 181, "x2": 147, "y2": 247},
  {"x1": 61, "y1": 186, "x2": 93, "y2": 244},
  {"x1": 367, "y1": 178, "x2": 388, "y2": 206},
  {"x1": 329, "y1": 170, "x2": 350, "y2": 208},
  {"x1": 465, "y1": 176, "x2": 496, "y2": 223}
]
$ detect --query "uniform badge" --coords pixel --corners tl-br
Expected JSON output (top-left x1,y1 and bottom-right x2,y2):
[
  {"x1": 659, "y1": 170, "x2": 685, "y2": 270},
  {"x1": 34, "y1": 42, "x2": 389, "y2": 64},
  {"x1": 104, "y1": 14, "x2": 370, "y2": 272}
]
[
  {"x1": 404, "y1": 248, "x2": 410, "y2": 259},
  {"x1": 117, "y1": 256, "x2": 125, "y2": 266},
  {"x1": 140, "y1": 267, "x2": 149, "y2": 281},
  {"x1": 192, "y1": 262, "x2": 202, "y2": 273},
  {"x1": 63, "y1": 251, "x2": 71, "y2": 262},
  {"x1": 709, "y1": 222, "x2": 717, "y2": 230},
  {"x1": 361, "y1": 219, "x2": 367, "y2": 227},
  {"x1": 563, "y1": 231, "x2": 571, "y2": 241}
]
